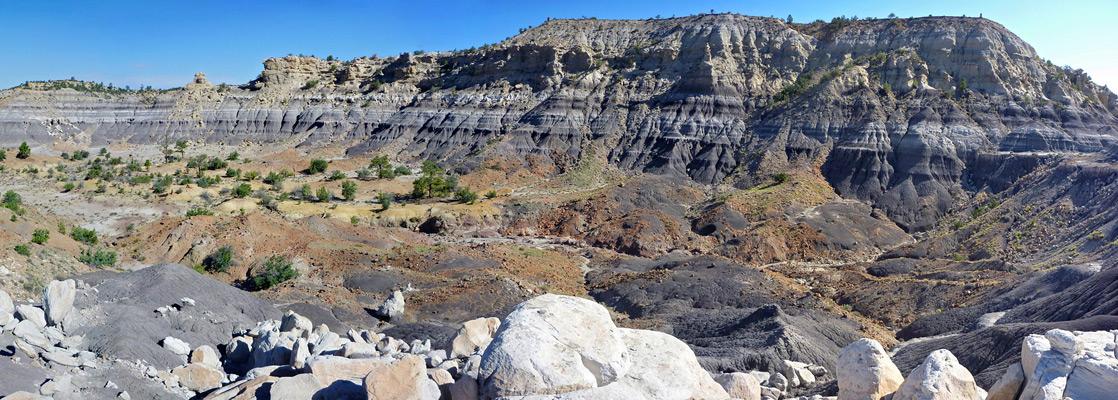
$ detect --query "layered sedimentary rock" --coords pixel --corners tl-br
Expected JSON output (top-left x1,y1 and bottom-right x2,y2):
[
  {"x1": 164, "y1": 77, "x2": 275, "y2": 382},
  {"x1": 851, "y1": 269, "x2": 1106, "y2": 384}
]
[{"x1": 1, "y1": 15, "x2": 1115, "y2": 231}]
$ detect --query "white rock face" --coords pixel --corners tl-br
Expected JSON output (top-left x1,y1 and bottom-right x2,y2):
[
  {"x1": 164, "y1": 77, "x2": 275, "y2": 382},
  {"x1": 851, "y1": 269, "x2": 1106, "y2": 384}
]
[
  {"x1": 161, "y1": 336, "x2": 191, "y2": 356},
  {"x1": 893, "y1": 349, "x2": 983, "y2": 400},
  {"x1": 1017, "y1": 329, "x2": 1118, "y2": 400},
  {"x1": 478, "y1": 294, "x2": 631, "y2": 398},
  {"x1": 42, "y1": 279, "x2": 76, "y2": 327},
  {"x1": 713, "y1": 372, "x2": 761, "y2": 400},
  {"x1": 837, "y1": 338, "x2": 904, "y2": 400},
  {"x1": 450, "y1": 317, "x2": 501, "y2": 358},
  {"x1": 375, "y1": 290, "x2": 406, "y2": 319}
]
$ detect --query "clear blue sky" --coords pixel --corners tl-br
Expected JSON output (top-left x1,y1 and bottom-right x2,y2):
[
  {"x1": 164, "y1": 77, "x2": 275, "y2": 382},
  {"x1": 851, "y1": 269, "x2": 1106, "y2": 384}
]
[{"x1": 2, "y1": 0, "x2": 1115, "y2": 90}]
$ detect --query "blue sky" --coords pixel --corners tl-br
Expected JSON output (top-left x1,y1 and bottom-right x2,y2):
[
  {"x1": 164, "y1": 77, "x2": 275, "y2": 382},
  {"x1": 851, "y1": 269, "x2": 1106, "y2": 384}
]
[{"x1": 2, "y1": 0, "x2": 1115, "y2": 89}]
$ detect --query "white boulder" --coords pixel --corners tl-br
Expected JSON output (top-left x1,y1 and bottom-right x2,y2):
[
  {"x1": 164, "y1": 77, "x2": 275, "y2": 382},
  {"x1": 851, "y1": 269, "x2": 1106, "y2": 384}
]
[
  {"x1": 892, "y1": 349, "x2": 983, "y2": 400},
  {"x1": 41, "y1": 279, "x2": 76, "y2": 327},
  {"x1": 450, "y1": 317, "x2": 501, "y2": 358},
  {"x1": 837, "y1": 338, "x2": 904, "y2": 400}
]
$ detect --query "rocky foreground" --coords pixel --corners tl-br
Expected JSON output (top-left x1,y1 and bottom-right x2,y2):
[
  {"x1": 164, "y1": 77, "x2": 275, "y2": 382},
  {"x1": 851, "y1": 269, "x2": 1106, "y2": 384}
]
[{"x1": 0, "y1": 264, "x2": 1114, "y2": 400}]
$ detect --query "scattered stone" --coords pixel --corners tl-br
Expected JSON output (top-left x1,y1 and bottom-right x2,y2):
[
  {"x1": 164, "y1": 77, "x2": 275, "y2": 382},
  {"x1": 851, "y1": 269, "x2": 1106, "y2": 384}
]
[
  {"x1": 449, "y1": 317, "x2": 501, "y2": 358},
  {"x1": 190, "y1": 345, "x2": 222, "y2": 368},
  {"x1": 783, "y1": 360, "x2": 816, "y2": 387},
  {"x1": 269, "y1": 373, "x2": 324, "y2": 400},
  {"x1": 171, "y1": 363, "x2": 225, "y2": 393},
  {"x1": 450, "y1": 373, "x2": 479, "y2": 400},
  {"x1": 769, "y1": 372, "x2": 789, "y2": 391},
  {"x1": 893, "y1": 349, "x2": 983, "y2": 400},
  {"x1": 180, "y1": 297, "x2": 196, "y2": 307},
  {"x1": 13, "y1": 320, "x2": 51, "y2": 349},
  {"x1": 837, "y1": 338, "x2": 904, "y2": 400},
  {"x1": 290, "y1": 337, "x2": 310, "y2": 369},
  {"x1": 307, "y1": 355, "x2": 391, "y2": 387},
  {"x1": 429, "y1": 368, "x2": 455, "y2": 399},
  {"x1": 42, "y1": 279, "x2": 76, "y2": 327},
  {"x1": 1, "y1": 391, "x2": 49, "y2": 400},
  {"x1": 986, "y1": 362, "x2": 1024, "y2": 400},
  {"x1": 0, "y1": 289, "x2": 14, "y2": 314},
  {"x1": 374, "y1": 290, "x2": 405, "y2": 319},
  {"x1": 342, "y1": 341, "x2": 379, "y2": 358},
  {"x1": 714, "y1": 372, "x2": 762, "y2": 400},
  {"x1": 118, "y1": 391, "x2": 130, "y2": 400},
  {"x1": 760, "y1": 386, "x2": 782, "y2": 399},
  {"x1": 161, "y1": 336, "x2": 191, "y2": 356},
  {"x1": 226, "y1": 336, "x2": 253, "y2": 363},
  {"x1": 363, "y1": 355, "x2": 441, "y2": 400},
  {"x1": 280, "y1": 310, "x2": 312, "y2": 334},
  {"x1": 427, "y1": 349, "x2": 447, "y2": 367},
  {"x1": 15, "y1": 305, "x2": 46, "y2": 329}
]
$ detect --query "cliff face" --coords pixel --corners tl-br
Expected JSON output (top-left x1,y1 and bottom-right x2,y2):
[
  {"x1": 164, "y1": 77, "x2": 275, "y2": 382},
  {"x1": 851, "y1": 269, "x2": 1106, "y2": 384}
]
[{"x1": 1, "y1": 14, "x2": 1116, "y2": 231}]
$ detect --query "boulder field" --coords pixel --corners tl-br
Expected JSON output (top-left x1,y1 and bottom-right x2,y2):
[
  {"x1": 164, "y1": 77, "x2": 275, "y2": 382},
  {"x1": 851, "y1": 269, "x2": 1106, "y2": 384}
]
[{"x1": 1, "y1": 265, "x2": 1116, "y2": 399}]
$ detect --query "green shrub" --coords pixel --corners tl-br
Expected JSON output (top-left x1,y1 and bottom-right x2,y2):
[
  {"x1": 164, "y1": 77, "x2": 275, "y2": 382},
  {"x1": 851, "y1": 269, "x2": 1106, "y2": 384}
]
[
  {"x1": 264, "y1": 171, "x2": 285, "y2": 188},
  {"x1": 3, "y1": 190, "x2": 23, "y2": 214},
  {"x1": 302, "y1": 80, "x2": 319, "y2": 90},
  {"x1": 17, "y1": 142, "x2": 31, "y2": 159},
  {"x1": 70, "y1": 226, "x2": 98, "y2": 245},
  {"x1": 227, "y1": 152, "x2": 239, "y2": 161},
  {"x1": 185, "y1": 207, "x2": 213, "y2": 217},
  {"x1": 79, "y1": 247, "x2": 116, "y2": 268},
  {"x1": 773, "y1": 173, "x2": 789, "y2": 184},
  {"x1": 327, "y1": 170, "x2": 345, "y2": 181},
  {"x1": 377, "y1": 192, "x2": 393, "y2": 210},
  {"x1": 299, "y1": 184, "x2": 314, "y2": 200},
  {"x1": 233, "y1": 183, "x2": 252, "y2": 198},
  {"x1": 14, "y1": 244, "x2": 30, "y2": 256},
  {"x1": 393, "y1": 166, "x2": 411, "y2": 175},
  {"x1": 308, "y1": 159, "x2": 328, "y2": 174},
  {"x1": 203, "y1": 246, "x2": 234, "y2": 273},
  {"x1": 244, "y1": 171, "x2": 260, "y2": 181},
  {"x1": 57, "y1": 222, "x2": 66, "y2": 234},
  {"x1": 252, "y1": 255, "x2": 299, "y2": 290},
  {"x1": 486, "y1": 190, "x2": 498, "y2": 198},
  {"x1": 454, "y1": 187, "x2": 478, "y2": 204},
  {"x1": 316, "y1": 187, "x2": 331, "y2": 202},
  {"x1": 341, "y1": 180, "x2": 357, "y2": 201},
  {"x1": 31, "y1": 229, "x2": 49, "y2": 245}
]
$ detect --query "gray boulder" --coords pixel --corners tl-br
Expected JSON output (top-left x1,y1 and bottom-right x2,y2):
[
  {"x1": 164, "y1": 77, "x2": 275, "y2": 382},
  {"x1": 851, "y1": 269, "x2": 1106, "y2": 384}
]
[{"x1": 375, "y1": 290, "x2": 406, "y2": 319}]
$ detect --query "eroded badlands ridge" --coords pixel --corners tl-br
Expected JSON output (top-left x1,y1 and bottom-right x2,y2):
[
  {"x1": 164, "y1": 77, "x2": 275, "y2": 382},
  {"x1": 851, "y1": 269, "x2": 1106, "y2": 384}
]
[{"x1": 2, "y1": 15, "x2": 1116, "y2": 231}]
